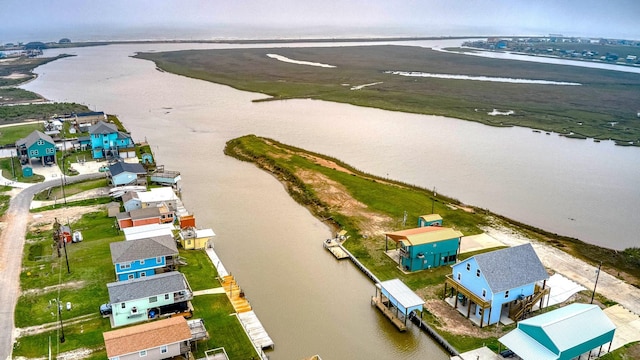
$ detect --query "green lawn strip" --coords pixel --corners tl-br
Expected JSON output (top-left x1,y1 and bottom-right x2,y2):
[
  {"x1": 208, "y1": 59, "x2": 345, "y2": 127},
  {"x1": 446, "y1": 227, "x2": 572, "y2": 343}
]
[
  {"x1": 0, "y1": 157, "x2": 45, "y2": 183},
  {"x1": 34, "y1": 178, "x2": 108, "y2": 201},
  {"x1": 18, "y1": 211, "x2": 122, "y2": 327},
  {"x1": 599, "y1": 342, "x2": 640, "y2": 360},
  {"x1": 30, "y1": 197, "x2": 113, "y2": 212},
  {"x1": 0, "y1": 123, "x2": 42, "y2": 145},
  {"x1": 12, "y1": 316, "x2": 110, "y2": 358},
  {"x1": 136, "y1": 46, "x2": 640, "y2": 145},
  {"x1": 179, "y1": 249, "x2": 220, "y2": 292},
  {"x1": 0, "y1": 88, "x2": 42, "y2": 102},
  {"x1": 190, "y1": 295, "x2": 258, "y2": 359}
]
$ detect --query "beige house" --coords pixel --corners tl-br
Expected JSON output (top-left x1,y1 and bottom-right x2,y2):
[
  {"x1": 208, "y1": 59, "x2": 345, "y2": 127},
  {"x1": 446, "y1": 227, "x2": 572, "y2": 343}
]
[{"x1": 103, "y1": 316, "x2": 191, "y2": 360}]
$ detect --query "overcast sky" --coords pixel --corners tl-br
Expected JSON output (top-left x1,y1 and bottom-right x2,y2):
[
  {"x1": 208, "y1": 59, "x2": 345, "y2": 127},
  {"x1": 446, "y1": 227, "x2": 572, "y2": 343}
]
[{"x1": 2, "y1": 0, "x2": 639, "y2": 42}]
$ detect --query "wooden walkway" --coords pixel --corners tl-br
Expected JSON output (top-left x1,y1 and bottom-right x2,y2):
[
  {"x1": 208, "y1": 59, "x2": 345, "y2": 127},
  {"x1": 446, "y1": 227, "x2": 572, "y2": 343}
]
[
  {"x1": 371, "y1": 295, "x2": 407, "y2": 331},
  {"x1": 238, "y1": 311, "x2": 274, "y2": 350},
  {"x1": 220, "y1": 275, "x2": 252, "y2": 313}
]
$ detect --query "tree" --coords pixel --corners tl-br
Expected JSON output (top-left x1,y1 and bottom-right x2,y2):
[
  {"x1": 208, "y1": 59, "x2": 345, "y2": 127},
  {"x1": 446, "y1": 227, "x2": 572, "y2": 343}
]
[
  {"x1": 58, "y1": 38, "x2": 71, "y2": 44},
  {"x1": 24, "y1": 41, "x2": 47, "y2": 50}
]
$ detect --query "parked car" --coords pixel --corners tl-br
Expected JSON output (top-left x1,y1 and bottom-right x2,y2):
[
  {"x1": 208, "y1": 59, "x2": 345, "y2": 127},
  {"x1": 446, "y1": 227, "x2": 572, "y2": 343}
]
[
  {"x1": 98, "y1": 165, "x2": 109, "y2": 172},
  {"x1": 500, "y1": 349, "x2": 515, "y2": 358},
  {"x1": 99, "y1": 303, "x2": 112, "y2": 316}
]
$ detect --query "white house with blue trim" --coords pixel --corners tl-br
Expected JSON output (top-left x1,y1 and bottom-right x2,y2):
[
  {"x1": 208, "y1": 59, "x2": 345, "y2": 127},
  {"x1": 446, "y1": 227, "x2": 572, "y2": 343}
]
[
  {"x1": 444, "y1": 243, "x2": 550, "y2": 327},
  {"x1": 106, "y1": 272, "x2": 192, "y2": 328},
  {"x1": 110, "y1": 235, "x2": 178, "y2": 281}
]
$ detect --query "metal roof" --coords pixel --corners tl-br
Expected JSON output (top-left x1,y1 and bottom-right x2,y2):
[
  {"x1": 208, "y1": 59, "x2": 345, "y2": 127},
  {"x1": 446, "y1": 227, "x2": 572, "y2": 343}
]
[
  {"x1": 418, "y1": 214, "x2": 442, "y2": 222},
  {"x1": 386, "y1": 226, "x2": 462, "y2": 246},
  {"x1": 474, "y1": 243, "x2": 548, "y2": 293},
  {"x1": 110, "y1": 235, "x2": 177, "y2": 264},
  {"x1": 378, "y1": 279, "x2": 424, "y2": 314},
  {"x1": 107, "y1": 272, "x2": 188, "y2": 303},
  {"x1": 499, "y1": 303, "x2": 616, "y2": 360}
]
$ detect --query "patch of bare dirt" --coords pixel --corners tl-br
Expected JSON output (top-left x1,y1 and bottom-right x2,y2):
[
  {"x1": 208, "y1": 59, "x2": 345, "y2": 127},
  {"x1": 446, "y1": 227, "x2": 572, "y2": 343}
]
[
  {"x1": 21, "y1": 280, "x2": 86, "y2": 296},
  {"x1": 295, "y1": 169, "x2": 392, "y2": 238},
  {"x1": 27, "y1": 204, "x2": 106, "y2": 234}
]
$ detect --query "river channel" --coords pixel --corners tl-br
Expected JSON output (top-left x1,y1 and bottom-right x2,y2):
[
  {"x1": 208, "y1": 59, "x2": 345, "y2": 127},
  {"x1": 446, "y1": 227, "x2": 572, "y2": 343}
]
[{"x1": 21, "y1": 41, "x2": 640, "y2": 359}]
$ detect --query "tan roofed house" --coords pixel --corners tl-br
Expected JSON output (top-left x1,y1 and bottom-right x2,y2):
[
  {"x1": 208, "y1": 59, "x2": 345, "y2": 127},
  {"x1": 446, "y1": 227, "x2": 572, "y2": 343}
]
[
  {"x1": 103, "y1": 316, "x2": 191, "y2": 359},
  {"x1": 385, "y1": 226, "x2": 463, "y2": 272}
]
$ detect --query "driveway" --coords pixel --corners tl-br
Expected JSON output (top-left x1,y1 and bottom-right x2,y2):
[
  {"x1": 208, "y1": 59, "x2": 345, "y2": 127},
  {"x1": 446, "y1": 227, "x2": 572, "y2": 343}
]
[{"x1": 0, "y1": 172, "x2": 104, "y2": 360}]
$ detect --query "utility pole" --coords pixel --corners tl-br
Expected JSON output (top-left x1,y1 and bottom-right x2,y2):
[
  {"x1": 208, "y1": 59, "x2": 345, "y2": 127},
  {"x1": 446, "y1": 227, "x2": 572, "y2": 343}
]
[
  {"x1": 431, "y1": 187, "x2": 437, "y2": 214},
  {"x1": 591, "y1": 261, "x2": 602, "y2": 304},
  {"x1": 57, "y1": 300, "x2": 65, "y2": 343}
]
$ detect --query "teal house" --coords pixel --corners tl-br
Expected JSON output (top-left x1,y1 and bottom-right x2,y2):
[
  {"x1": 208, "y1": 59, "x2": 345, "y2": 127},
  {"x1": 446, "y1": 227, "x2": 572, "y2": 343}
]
[
  {"x1": 418, "y1": 214, "x2": 443, "y2": 227},
  {"x1": 88, "y1": 121, "x2": 134, "y2": 160},
  {"x1": 385, "y1": 226, "x2": 462, "y2": 272},
  {"x1": 499, "y1": 303, "x2": 616, "y2": 360},
  {"x1": 15, "y1": 130, "x2": 57, "y2": 166}
]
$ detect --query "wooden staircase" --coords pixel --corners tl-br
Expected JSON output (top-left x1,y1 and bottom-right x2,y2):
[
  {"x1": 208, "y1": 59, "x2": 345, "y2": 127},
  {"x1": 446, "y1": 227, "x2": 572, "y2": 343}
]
[
  {"x1": 510, "y1": 286, "x2": 551, "y2": 321},
  {"x1": 220, "y1": 275, "x2": 252, "y2": 313}
]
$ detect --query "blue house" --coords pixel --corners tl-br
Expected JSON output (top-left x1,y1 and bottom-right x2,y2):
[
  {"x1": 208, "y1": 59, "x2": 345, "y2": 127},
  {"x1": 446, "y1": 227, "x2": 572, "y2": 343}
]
[
  {"x1": 88, "y1": 121, "x2": 134, "y2": 159},
  {"x1": 499, "y1": 303, "x2": 616, "y2": 360},
  {"x1": 108, "y1": 162, "x2": 147, "y2": 187},
  {"x1": 385, "y1": 226, "x2": 463, "y2": 272},
  {"x1": 417, "y1": 214, "x2": 443, "y2": 227},
  {"x1": 106, "y1": 272, "x2": 193, "y2": 327},
  {"x1": 15, "y1": 130, "x2": 57, "y2": 166},
  {"x1": 110, "y1": 235, "x2": 178, "y2": 281},
  {"x1": 444, "y1": 243, "x2": 550, "y2": 327}
]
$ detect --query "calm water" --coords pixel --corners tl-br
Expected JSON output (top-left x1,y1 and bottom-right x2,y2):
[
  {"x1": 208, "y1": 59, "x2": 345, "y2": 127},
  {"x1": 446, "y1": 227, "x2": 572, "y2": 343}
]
[{"x1": 21, "y1": 42, "x2": 640, "y2": 358}]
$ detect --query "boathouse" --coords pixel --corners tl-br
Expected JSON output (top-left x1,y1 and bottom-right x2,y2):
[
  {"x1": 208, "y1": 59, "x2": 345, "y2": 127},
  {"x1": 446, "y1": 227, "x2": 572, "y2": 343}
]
[
  {"x1": 499, "y1": 303, "x2": 615, "y2": 360},
  {"x1": 385, "y1": 226, "x2": 462, "y2": 272},
  {"x1": 444, "y1": 243, "x2": 550, "y2": 327},
  {"x1": 372, "y1": 279, "x2": 425, "y2": 331}
]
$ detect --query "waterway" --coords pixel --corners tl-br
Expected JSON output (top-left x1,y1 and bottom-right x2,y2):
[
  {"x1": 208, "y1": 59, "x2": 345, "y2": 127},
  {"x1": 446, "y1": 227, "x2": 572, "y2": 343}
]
[{"x1": 20, "y1": 41, "x2": 640, "y2": 358}]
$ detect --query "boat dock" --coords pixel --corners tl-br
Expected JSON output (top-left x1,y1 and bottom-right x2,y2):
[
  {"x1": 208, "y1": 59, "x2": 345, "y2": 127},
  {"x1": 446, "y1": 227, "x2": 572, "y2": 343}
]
[
  {"x1": 323, "y1": 238, "x2": 349, "y2": 259},
  {"x1": 371, "y1": 295, "x2": 407, "y2": 331}
]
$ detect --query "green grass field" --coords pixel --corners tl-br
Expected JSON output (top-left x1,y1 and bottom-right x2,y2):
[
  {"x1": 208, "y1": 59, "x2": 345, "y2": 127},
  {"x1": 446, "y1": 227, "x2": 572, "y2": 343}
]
[{"x1": 135, "y1": 45, "x2": 640, "y2": 145}]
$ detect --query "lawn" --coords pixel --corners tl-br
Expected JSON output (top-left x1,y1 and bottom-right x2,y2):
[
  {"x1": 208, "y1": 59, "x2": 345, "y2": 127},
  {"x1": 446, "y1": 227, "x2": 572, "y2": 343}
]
[
  {"x1": 136, "y1": 46, "x2": 640, "y2": 145},
  {"x1": 0, "y1": 157, "x2": 45, "y2": 183},
  {"x1": 33, "y1": 178, "x2": 108, "y2": 201},
  {"x1": 0, "y1": 123, "x2": 43, "y2": 146},
  {"x1": 179, "y1": 249, "x2": 220, "y2": 292}
]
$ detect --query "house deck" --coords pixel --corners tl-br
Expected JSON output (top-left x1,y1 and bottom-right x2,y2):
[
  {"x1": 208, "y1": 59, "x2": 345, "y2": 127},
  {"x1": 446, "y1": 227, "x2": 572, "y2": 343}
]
[{"x1": 444, "y1": 296, "x2": 514, "y2": 326}]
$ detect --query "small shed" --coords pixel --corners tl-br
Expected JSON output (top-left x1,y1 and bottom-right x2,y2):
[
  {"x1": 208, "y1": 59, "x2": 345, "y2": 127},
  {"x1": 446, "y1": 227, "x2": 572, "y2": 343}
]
[
  {"x1": 21, "y1": 165, "x2": 33, "y2": 178},
  {"x1": 499, "y1": 303, "x2": 616, "y2": 360},
  {"x1": 372, "y1": 279, "x2": 424, "y2": 331},
  {"x1": 179, "y1": 227, "x2": 215, "y2": 250},
  {"x1": 418, "y1": 214, "x2": 443, "y2": 227}
]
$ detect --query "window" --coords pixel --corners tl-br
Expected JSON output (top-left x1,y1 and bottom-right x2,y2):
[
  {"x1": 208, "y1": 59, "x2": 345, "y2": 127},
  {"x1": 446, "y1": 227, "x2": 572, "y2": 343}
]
[
  {"x1": 140, "y1": 272, "x2": 146, "y2": 278},
  {"x1": 121, "y1": 263, "x2": 131, "y2": 270},
  {"x1": 505, "y1": 290, "x2": 510, "y2": 298},
  {"x1": 482, "y1": 289, "x2": 487, "y2": 298},
  {"x1": 476, "y1": 269, "x2": 481, "y2": 277},
  {"x1": 30, "y1": 150, "x2": 39, "y2": 156},
  {"x1": 165, "y1": 294, "x2": 170, "y2": 300},
  {"x1": 457, "y1": 273, "x2": 461, "y2": 281},
  {"x1": 46, "y1": 147, "x2": 55, "y2": 154},
  {"x1": 139, "y1": 259, "x2": 145, "y2": 265},
  {"x1": 149, "y1": 296, "x2": 157, "y2": 303},
  {"x1": 37, "y1": 140, "x2": 45, "y2": 145},
  {"x1": 128, "y1": 274, "x2": 134, "y2": 280},
  {"x1": 121, "y1": 303, "x2": 126, "y2": 309},
  {"x1": 160, "y1": 345, "x2": 168, "y2": 354},
  {"x1": 156, "y1": 257, "x2": 163, "y2": 264},
  {"x1": 131, "y1": 307, "x2": 138, "y2": 314},
  {"x1": 466, "y1": 263, "x2": 470, "y2": 271},
  {"x1": 139, "y1": 350, "x2": 147, "y2": 357}
]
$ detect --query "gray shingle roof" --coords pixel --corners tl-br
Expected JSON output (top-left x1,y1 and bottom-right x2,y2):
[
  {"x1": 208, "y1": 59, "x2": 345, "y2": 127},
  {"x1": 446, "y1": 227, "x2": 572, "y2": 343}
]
[
  {"x1": 129, "y1": 207, "x2": 161, "y2": 220},
  {"x1": 15, "y1": 130, "x2": 55, "y2": 148},
  {"x1": 474, "y1": 243, "x2": 548, "y2": 293},
  {"x1": 110, "y1": 235, "x2": 178, "y2": 264},
  {"x1": 109, "y1": 162, "x2": 147, "y2": 176},
  {"x1": 107, "y1": 272, "x2": 188, "y2": 303},
  {"x1": 88, "y1": 121, "x2": 118, "y2": 135}
]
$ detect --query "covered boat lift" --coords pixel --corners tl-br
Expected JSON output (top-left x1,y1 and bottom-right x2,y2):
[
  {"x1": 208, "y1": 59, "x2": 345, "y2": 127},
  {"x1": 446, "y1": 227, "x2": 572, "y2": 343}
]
[{"x1": 372, "y1": 279, "x2": 425, "y2": 331}]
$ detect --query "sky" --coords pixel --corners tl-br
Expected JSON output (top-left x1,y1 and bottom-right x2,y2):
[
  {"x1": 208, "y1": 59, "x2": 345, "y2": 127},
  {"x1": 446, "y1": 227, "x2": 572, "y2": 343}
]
[{"x1": 2, "y1": 0, "x2": 640, "y2": 43}]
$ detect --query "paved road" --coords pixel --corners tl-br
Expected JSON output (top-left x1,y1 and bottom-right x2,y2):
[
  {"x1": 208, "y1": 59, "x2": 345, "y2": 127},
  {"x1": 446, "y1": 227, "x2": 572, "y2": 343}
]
[{"x1": 0, "y1": 173, "x2": 103, "y2": 360}]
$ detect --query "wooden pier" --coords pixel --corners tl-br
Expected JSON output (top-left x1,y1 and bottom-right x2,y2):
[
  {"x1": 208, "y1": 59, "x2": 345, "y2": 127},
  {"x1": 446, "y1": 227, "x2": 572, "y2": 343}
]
[
  {"x1": 238, "y1": 311, "x2": 274, "y2": 350},
  {"x1": 323, "y1": 239, "x2": 349, "y2": 259},
  {"x1": 371, "y1": 295, "x2": 407, "y2": 331}
]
